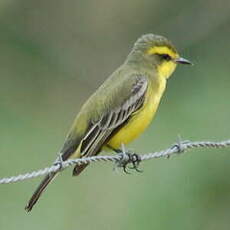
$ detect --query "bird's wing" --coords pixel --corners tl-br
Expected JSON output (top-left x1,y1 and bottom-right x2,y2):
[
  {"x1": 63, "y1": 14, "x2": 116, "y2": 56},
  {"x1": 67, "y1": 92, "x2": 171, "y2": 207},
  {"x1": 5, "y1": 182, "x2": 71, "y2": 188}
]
[{"x1": 72, "y1": 75, "x2": 148, "y2": 175}]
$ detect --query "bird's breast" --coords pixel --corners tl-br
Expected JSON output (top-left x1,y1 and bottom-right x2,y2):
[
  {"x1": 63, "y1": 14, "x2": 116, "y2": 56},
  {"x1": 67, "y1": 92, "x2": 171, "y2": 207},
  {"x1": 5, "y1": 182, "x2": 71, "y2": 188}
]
[{"x1": 107, "y1": 79, "x2": 166, "y2": 149}]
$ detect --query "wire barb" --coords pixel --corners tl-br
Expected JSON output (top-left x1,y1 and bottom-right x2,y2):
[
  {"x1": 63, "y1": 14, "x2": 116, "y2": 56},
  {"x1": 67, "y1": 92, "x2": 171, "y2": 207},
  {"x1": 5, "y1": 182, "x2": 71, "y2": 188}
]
[
  {"x1": 53, "y1": 154, "x2": 64, "y2": 172},
  {"x1": 1, "y1": 138, "x2": 230, "y2": 184}
]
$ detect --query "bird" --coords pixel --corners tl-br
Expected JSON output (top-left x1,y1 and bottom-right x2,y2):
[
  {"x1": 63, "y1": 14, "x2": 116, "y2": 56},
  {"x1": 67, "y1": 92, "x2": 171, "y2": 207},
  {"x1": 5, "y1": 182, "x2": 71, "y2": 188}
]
[{"x1": 25, "y1": 34, "x2": 192, "y2": 212}]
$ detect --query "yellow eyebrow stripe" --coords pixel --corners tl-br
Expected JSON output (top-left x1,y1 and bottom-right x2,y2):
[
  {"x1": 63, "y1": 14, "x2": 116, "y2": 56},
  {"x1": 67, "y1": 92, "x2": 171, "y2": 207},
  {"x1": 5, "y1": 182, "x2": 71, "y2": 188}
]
[{"x1": 147, "y1": 46, "x2": 178, "y2": 58}]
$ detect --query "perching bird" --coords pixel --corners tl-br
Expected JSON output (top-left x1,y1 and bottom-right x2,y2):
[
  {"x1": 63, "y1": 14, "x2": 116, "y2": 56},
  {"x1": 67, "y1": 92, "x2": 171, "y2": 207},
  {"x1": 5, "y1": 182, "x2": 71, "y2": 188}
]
[{"x1": 25, "y1": 34, "x2": 192, "y2": 211}]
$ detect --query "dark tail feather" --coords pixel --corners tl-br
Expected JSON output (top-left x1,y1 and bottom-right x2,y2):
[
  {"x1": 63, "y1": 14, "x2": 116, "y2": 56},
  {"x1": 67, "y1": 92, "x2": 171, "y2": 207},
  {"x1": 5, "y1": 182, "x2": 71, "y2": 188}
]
[
  {"x1": 25, "y1": 172, "x2": 57, "y2": 212},
  {"x1": 72, "y1": 163, "x2": 89, "y2": 176}
]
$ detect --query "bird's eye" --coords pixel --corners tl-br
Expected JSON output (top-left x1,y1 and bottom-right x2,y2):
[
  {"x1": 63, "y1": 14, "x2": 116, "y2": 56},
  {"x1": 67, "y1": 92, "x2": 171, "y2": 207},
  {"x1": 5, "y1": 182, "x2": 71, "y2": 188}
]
[{"x1": 159, "y1": 54, "x2": 171, "y2": 61}]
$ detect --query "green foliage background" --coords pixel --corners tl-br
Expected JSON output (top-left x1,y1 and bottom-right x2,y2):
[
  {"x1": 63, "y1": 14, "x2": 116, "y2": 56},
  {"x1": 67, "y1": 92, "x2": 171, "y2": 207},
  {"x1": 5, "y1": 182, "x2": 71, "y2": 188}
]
[{"x1": 1, "y1": 0, "x2": 230, "y2": 229}]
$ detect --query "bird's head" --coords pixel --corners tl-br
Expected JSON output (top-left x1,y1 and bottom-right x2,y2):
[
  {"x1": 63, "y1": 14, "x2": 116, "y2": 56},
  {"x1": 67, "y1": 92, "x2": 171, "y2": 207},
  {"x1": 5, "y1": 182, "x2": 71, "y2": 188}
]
[{"x1": 127, "y1": 34, "x2": 192, "y2": 79}]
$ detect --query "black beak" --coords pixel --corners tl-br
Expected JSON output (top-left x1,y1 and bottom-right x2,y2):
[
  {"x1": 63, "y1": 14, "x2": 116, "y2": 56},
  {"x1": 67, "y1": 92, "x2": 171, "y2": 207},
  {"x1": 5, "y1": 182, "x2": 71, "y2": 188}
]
[{"x1": 175, "y1": 57, "x2": 193, "y2": 65}]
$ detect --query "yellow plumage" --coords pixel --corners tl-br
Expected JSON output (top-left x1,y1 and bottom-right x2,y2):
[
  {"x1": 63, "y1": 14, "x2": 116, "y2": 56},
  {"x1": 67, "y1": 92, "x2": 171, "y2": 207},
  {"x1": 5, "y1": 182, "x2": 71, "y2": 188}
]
[{"x1": 107, "y1": 77, "x2": 166, "y2": 148}]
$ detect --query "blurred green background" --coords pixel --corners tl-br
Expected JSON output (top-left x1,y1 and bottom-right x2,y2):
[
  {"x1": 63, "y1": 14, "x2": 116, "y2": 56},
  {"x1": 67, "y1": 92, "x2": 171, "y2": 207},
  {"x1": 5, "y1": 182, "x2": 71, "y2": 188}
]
[{"x1": 1, "y1": 0, "x2": 230, "y2": 229}]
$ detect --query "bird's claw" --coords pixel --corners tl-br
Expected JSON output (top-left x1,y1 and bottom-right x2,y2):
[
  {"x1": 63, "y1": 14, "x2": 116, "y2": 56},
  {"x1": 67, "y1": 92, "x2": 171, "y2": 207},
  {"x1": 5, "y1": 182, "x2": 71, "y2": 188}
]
[
  {"x1": 127, "y1": 153, "x2": 143, "y2": 172},
  {"x1": 116, "y1": 150, "x2": 142, "y2": 174}
]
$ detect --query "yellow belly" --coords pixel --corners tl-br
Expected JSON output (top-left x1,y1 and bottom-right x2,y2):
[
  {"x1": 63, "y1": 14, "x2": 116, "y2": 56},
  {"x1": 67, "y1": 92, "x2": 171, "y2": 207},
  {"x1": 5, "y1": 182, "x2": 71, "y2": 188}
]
[{"x1": 106, "y1": 82, "x2": 165, "y2": 149}]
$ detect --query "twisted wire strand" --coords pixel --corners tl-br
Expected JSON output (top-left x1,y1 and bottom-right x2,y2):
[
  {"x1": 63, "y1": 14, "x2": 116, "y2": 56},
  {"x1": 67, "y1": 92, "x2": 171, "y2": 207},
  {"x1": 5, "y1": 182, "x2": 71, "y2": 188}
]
[{"x1": 1, "y1": 139, "x2": 230, "y2": 184}]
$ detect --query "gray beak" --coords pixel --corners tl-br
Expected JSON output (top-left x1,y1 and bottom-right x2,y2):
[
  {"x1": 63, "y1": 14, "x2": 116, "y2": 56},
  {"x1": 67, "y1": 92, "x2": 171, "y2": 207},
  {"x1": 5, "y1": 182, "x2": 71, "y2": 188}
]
[{"x1": 175, "y1": 57, "x2": 193, "y2": 65}]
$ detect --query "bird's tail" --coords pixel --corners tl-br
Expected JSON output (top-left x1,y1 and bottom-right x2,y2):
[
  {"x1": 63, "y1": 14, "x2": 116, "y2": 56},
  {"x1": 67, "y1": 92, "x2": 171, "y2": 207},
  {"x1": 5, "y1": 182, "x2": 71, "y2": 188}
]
[{"x1": 25, "y1": 171, "x2": 57, "y2": 212}]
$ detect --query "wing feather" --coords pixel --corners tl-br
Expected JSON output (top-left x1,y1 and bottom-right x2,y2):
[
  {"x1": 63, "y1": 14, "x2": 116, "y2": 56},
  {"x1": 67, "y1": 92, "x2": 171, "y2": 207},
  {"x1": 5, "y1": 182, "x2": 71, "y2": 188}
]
[{"x1": 72, "y1": 76, "x2": 148, "y2": 175}]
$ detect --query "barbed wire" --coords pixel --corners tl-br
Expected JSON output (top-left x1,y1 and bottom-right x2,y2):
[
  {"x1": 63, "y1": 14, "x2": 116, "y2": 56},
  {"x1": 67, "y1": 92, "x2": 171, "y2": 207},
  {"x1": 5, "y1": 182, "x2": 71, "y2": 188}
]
[{"x1": 1, "y1": 139, "x2": 230, "y2": 184}]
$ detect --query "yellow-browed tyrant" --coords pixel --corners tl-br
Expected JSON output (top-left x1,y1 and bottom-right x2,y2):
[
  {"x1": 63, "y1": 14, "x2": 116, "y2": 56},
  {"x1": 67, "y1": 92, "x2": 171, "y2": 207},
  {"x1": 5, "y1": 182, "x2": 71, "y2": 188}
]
[{"x1": 25, "y1": 34, "x2": 192, "y2": 211}]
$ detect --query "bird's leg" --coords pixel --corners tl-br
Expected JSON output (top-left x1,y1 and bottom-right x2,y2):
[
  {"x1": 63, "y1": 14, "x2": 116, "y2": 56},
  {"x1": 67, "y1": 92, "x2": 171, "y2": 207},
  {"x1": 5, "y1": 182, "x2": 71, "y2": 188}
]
[{"x1": 107, "y1": 144, "x2": 142, "y2": 173}]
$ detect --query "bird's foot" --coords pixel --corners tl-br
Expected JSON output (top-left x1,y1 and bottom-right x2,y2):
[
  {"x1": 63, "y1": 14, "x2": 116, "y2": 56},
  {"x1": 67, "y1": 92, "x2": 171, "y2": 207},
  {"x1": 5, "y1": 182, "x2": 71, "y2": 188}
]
[{"x1": 115, "y1": 144, "x2": 142, "y2": 174}]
